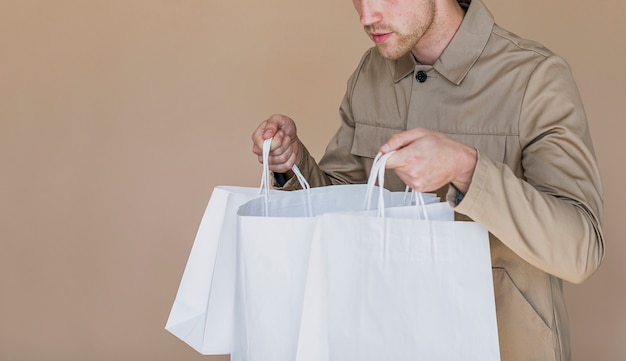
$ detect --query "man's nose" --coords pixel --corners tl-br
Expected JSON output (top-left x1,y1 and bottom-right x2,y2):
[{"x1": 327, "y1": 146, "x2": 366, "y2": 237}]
[{"x1": 355, "y1": 0, "x2": 383, "y2": 26}]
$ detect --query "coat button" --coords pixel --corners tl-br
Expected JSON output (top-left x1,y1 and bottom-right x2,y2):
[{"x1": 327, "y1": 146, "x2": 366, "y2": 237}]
[{"x1": 416, "y1": 71, "x2": 428, "y2": 83}]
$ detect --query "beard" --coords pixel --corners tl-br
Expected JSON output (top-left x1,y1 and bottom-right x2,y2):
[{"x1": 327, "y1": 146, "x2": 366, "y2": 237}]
[
  {"x1": 374, "y1": 30, "x2": 421, "y2": 60},
  {"x1": 366, "y1": 0, "x2": 435, "y2": 60}
]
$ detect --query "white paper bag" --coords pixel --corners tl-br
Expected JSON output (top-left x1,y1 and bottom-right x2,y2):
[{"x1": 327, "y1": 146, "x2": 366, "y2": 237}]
[
  {"x1": 165, "y1": 185, "x2": 266, "y2": 354},
  {"x1": 165, "y1": 139, "x2": 297, "y2": 354},
  {"x1": 232, "y1": 184, "x2": 394, "y2": 361},
  {"x1": 233, "y1": 182, "x2": 445, "y2": 361},
  {"x1": 295, "y1": 153, "x2": 500, "y2": 361}
]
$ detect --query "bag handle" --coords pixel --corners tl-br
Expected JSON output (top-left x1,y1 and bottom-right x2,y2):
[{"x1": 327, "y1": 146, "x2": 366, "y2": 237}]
[
  {"x1": 260, "y1": 138, "x2": 310, "y2": 191},
  {"x1": 365, "y1": 151, "x2": 429, "y2": 220},
  {"x1": 259, "y1": 138, "x2": 312, "y2": 216}
]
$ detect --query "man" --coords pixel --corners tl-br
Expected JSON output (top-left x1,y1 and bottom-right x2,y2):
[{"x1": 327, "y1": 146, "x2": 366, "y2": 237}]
[{"x1": 251, "y1": 0, "x2": 604, "y2": 359}]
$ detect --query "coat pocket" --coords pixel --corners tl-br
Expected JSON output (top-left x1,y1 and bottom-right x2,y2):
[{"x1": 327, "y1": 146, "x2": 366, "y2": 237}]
[
  {"x1": 351, "y1": 123, "x2": 401, "y2": 159},
  {"x1": 492, "y1": 267, "x2": 556, "y2": 361},
  {"x1": 446, "y1": 133, "x2": 508, "y2": 163}
]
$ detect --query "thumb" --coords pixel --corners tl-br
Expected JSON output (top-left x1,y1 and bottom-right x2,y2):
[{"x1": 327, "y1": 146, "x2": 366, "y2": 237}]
[
  {"x1": 259, "y1": 120, "x2": 279, "y2": 140},
  {"x1": 263, "y1": 114, "x2": 292, "y2": 140},
  {"x1": 380, "y1": 128, "x2": 424, "y2": 153}
]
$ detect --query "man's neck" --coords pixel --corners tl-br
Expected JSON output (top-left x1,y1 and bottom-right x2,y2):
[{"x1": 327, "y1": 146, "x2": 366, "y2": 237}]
[{"x1": 411, "y1": 1, "x2": 465, "y2": 65}]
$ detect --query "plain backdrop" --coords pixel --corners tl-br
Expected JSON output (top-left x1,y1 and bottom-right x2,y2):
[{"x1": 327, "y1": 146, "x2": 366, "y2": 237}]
[{"x1": 1, "y1": 0, "x2": 624, "y2": 360}]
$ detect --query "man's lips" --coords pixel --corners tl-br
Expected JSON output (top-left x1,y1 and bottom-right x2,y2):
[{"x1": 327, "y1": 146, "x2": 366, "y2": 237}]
[{"x1": 371, "y1": 32, "x2": 393, "y2": 44}]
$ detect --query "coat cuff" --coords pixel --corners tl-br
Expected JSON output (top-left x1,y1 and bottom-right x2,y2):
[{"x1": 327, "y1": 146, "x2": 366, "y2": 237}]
[
  {"x1": 271, "y1": 141, "x2": 314, "y2": 191},
  {"x1": 446, "y1": 150, "x2": 489, "y2": 215}
]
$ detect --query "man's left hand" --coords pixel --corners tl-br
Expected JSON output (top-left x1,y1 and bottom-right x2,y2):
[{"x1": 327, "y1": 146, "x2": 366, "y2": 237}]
[{"x1": 380, "y1": 128, "x2": 477, "y2": 193}]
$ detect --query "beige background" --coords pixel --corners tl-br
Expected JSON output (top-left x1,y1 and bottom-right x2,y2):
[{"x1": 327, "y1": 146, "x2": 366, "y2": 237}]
[{"x1": 1, "y1": 0, "x2": 624, "y2": 360}]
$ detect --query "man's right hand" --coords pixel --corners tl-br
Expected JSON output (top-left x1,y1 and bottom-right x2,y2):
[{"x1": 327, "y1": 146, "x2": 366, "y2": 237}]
[{"x1": 251, "y1": 114, "x2": 301, "y2": 173}]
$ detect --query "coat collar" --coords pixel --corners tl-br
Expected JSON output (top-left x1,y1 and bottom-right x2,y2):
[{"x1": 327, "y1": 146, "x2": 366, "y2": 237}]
[{"x1": 393, "y1": 0, "x2": 495, "y2": 85}]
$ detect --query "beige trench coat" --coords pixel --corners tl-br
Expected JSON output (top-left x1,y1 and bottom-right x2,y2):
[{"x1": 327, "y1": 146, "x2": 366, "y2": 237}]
[{"x1": 277, "y1": 1, "x2": 604, "y2": 360}]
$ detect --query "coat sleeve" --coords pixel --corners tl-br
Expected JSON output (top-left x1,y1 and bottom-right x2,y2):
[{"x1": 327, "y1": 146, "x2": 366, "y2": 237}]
[{"x1": 452, "y1": 55, "x2": 604, "y2": 283}]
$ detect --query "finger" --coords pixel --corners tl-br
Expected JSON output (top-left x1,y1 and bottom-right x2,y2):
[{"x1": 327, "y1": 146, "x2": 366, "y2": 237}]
[
  {"x1": 261, "y1": 119, "x2": 280, "y2": 140},
  {"x1": 252, "y1": 117, "x2": 285, "y2": 156},
  {"x1": 251, "y1": 121, "x2": 267, "y2": 156},
  {"x1": 271, "y1": 129, "x2": 286, "y2": 152},
  {"x1": 269, "y1": 131, "x2": 294, "y2": 162},
  {"x1": 380, "y1": 128, "x2": 426, "y2": 153},
  {"x1": 383, "y1": 143, "x2": 428, "y2": 186},
  {"x1": 383, "y1": 148, "x2": 411, "y2": 170}
]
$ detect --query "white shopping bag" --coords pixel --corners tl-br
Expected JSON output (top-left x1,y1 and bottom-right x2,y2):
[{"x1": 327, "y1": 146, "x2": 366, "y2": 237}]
[
  {"x1": 166, "y1": 139, "x2": 446, "y2": 358},
  {"x1": 165, "y1": 185, "x2": 266, "y2": 354},
  {"x1": 232, "y1": 183, "x2": 430, "y2": 361},
  {"x1": 165, "y1": 139, "x2": 301, "y2": 354},
  {"x1": 232, "y1": 153, "x2": 445, "y2": 361},
  {"x1": 295, "y1": 153, "x2": 500, "y2": 361}
]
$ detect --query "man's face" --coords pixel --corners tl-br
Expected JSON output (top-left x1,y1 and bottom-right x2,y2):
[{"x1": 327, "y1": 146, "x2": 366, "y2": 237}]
[{"x1": 353, "y1": 0, "x2": 435, "y2": 60}]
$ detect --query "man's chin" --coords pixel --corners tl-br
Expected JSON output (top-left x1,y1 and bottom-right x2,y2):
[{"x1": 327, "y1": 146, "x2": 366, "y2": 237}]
[{"x1": 375, "y1": 45, "x2": 409, "y2": 60}]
